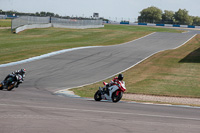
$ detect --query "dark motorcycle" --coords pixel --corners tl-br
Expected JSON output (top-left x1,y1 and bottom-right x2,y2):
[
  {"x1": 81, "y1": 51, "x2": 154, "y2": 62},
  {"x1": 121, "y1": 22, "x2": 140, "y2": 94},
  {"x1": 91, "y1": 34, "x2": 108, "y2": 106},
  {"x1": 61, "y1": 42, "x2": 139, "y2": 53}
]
[{"x1": 0, "y1": 74, "x2": 19, "y2": 91}]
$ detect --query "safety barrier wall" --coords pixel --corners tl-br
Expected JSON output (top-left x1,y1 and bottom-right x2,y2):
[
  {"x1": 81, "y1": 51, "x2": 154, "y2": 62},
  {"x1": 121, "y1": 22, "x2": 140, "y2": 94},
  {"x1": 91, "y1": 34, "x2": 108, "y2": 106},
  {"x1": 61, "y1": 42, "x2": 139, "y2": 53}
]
[
  {"x1": 173, "y1": 24, "x2": 180, "y2": 27},
  {"x1": 13, "y1": 16, "x2": 104, "y2": 33},
  {"x1": 15, "y1": 23, "x2": 52, "y2": 33},
  {"x1": 51, "y1": 17, "x2": 103, "y2": 29},
  {"x1": 120, "y1": 22, "x2": 129, "y2": 24},
  {"x1": 107, "y1": 21, "x2": 200, "y2": 29},
  {"x1": 156, "y1": 24, "x2": 165, "y2": 26},
  {"x1": 188, "y1": 25, "x2": 195, "y2": 28},
  {"x1": 0, "y1": 15, "x2": 6, "y2": 19},
  {"x1": 12, "y1": 16, "x2": 50, "y2": 30},
  {"x1": 138, "y1": 23, "x2": 147, "y2": 25}
]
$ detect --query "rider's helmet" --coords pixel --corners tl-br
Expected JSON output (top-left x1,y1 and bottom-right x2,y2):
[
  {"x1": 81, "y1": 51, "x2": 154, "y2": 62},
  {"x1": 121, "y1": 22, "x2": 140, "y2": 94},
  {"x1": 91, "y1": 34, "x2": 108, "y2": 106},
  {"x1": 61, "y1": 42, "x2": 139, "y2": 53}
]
[
  {"x1": 118, "y1": 74, "x2": 123, "y2": 81},
  {"x1": 19, "y1": 68, "x2": 26, "y2": 74}
]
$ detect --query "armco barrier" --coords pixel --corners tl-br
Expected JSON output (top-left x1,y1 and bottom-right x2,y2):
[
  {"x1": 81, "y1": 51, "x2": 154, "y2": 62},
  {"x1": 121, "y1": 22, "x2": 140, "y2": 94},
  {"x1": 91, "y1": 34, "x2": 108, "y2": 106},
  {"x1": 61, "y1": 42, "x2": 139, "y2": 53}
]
[
  {"x1": 138, "y1": 23, "x2": 147, "y2": 25},
  {"x1": 129, "y1": 22, "x2": 138, "y2": 26},
  {"x1": 120, "y1": 22, "x2": 129, "y2": 24},
  {"x1": 108, "y1": 21, "x2": 199, "y2": 29},
  {"x1": 147, "y1": 23, "x2": 156, "y2": 26},
  {"x1": 173, "y1": 24, "x2": 180, "y2": 27},
  {"x1": 15, "y1": 23, "x2": 52, "y2": 33},
  {"x1": 180, "y1": 25, "x2": 188, "y2": 28},
  {"x1": 156, "y1": 24, "x2": 165, "y2": 26},
  {"x1": 188, "y1": 25, "x2": 195, "y2": 28},
  {"x1": 164, "y1": 24, "x2": 173, "y2": 27}
]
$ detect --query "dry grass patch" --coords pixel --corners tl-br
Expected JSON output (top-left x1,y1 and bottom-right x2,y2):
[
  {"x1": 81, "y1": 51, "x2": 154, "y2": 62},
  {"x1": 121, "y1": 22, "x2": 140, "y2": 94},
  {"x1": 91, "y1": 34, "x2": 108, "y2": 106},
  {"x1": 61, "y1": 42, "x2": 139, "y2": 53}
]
[{"x1": 124, "y1": 34, "x2": 200, "y2": 97}]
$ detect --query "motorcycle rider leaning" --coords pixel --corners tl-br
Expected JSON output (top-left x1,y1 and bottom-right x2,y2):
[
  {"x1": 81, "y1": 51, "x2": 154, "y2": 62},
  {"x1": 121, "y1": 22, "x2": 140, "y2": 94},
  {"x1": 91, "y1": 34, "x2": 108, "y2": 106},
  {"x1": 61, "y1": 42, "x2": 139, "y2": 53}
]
[
  {"x1": 4, "y1": 68, "x2": 26, "y2": 88},
  {"x1": 102, "y1": 74, "x2": 124, "y2": 95}
]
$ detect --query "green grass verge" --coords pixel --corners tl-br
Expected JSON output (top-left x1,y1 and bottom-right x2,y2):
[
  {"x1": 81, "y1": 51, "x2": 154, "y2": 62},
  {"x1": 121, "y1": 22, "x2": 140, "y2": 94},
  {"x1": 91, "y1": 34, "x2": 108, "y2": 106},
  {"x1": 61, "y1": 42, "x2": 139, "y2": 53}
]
[
  {"x1": 72, "y1": 34, "x2": 200, "y2": 98},
  {"x1": 0, "y1": 19, "x2": 11, "y2": 27},
  {"x1": 0, "y1": 24, "x2": 181, "y2": 64}
]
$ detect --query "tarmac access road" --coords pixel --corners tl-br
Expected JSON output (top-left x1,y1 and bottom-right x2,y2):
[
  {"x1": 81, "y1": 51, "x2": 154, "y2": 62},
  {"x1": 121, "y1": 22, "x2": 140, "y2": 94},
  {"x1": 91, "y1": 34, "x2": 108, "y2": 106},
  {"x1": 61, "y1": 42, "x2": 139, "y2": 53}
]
[{"x1": 0, "y1": 31, "x2": 200, "y2": 133}]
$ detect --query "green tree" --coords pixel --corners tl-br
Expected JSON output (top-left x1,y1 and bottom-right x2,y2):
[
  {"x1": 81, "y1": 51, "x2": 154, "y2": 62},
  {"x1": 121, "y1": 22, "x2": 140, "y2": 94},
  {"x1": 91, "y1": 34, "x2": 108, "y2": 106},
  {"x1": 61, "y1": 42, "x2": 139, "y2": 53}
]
[
  {"x1": 40, "y1": 11, "x2": 46, "y2": 16},
  {"x1": 35, "y1": 12, "x2": 40, "y2": 16},
  {"x1": 192, "y1": 16, "x2": 200, "y2": 26},
  {"x1": 138, "y1": 6, "x2": 162, "y2": 23},
  {"x1": 162, "y1": 10, "x2": 174, "y2": 24},
  {"x1": 174, "y1": 9, "x2": 193, "y2": 25},
  {"x1": 46, "y1": 12, "x2": 55, "y2": 17},
  {"x1": 55, "y1": 14, "x2": 60, "y2": 17}
]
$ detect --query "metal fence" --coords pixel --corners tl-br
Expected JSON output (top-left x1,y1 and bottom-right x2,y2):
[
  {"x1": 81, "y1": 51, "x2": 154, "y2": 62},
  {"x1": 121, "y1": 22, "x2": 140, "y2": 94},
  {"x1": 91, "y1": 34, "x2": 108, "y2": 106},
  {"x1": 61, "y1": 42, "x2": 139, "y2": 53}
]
[
  {"x1": 0, "y1": 15, "x2": 6, "y2": 19},
  {"x1": 12, "y1": 16, "x2": 50, "y2": 30},
  {"x1": 51, "y1": 17, "x2": 102, "y2": 26},
  {"x1": 12, "y1": 16, "x2": 103, "y2": 32}
]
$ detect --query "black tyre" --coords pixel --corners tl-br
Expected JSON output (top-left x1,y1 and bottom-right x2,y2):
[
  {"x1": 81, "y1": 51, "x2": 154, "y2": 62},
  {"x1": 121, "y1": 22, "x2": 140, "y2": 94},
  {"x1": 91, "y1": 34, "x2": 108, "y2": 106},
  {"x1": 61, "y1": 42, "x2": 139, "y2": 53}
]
[
  {"x1": 112, "y1": 91, "x2": 123, "y2": 103},
  {"x1": 7, "y1": 82, "x2": 16, "y2": 91},
  {"x1": 5, "y1": 77, "x2": 15, "y2": 91},
  {"x1": 94, "y1": 90, "x2": 102, "y2": 101},
  {"x1": 0, "y1": 83, "x2": 3, "y2": 90}
]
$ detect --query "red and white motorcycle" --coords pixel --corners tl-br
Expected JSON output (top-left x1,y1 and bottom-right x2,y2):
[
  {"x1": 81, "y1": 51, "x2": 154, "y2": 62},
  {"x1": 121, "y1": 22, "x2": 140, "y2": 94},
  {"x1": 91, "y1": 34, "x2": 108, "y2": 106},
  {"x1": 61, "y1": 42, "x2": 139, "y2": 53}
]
[{"x1": 94, "y1": 81, "x2": 126, "y2": 102}]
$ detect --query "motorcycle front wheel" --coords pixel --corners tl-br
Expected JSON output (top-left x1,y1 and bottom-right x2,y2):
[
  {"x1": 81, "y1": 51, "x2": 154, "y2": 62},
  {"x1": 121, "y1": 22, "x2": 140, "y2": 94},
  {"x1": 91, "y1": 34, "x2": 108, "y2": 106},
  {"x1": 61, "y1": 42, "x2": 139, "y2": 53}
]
[
  {"x1": 112, "y1": 91, "x2": 123, "y2": 103},
  {"x1": 0, "y1": 83, "x2": 3, "y2": 90},
  {"x1": 94, "y1": 90, "x2": 102, "y2": 101}
]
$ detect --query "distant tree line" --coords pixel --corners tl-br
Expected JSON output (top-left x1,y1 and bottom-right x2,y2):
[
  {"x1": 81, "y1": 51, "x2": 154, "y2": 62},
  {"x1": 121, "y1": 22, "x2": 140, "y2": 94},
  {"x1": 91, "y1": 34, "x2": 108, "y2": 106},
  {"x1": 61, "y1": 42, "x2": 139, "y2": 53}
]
[
  {"x1": 0, "y1": 9, "x2": 101, "y2": 20},
  {"x1": 0, "y1": 9, "x2": 60, "y2": 17},
  {"x1": 138, "y1": 6, "x2": 200, "y2": 26}
]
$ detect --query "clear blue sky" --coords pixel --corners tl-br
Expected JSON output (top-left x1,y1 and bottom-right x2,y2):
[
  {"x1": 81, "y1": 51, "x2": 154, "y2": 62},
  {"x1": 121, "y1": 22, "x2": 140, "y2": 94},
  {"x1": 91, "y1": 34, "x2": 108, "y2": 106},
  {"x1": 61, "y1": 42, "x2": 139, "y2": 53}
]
[{"x1": 0, "y1": 0, "x2": 199, "y2": 22}]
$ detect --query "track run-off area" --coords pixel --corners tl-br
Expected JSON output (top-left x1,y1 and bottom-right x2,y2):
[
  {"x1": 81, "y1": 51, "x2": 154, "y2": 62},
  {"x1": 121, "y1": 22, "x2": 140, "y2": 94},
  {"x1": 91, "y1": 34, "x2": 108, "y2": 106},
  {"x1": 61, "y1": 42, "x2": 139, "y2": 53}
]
[{"x1": 0, "y1": 29, "x2": 200, "y2": 133}]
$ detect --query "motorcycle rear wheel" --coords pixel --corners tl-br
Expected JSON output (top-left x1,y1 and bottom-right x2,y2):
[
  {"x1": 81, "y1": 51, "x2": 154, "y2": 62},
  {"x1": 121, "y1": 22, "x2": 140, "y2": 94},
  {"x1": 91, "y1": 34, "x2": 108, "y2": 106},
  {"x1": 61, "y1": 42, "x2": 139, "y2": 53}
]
[
  {"x1": 94, "y1": 90, "x2": 102, "y2": 101},
  {"x1": 112, "y1": 91, "x2": 123, "y2": 103},
  {"x1": 7, "y1": 83, "x2": 16, "y2": 91}
]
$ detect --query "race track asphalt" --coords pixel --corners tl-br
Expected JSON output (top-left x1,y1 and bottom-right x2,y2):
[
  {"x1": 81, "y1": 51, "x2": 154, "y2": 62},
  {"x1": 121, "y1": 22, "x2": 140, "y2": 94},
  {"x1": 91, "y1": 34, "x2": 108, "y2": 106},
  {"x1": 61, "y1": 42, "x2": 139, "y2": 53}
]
[{"x1": 0, "y1": 31, "x2": 200, "y2": 133}]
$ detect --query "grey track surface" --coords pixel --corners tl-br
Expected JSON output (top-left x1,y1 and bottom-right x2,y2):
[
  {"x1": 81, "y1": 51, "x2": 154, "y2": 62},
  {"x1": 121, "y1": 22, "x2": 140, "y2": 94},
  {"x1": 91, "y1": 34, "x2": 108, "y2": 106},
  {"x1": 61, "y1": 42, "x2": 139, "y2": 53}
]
[{"x1": 0, "y1": 31, "x2": 200, "y2": 133}]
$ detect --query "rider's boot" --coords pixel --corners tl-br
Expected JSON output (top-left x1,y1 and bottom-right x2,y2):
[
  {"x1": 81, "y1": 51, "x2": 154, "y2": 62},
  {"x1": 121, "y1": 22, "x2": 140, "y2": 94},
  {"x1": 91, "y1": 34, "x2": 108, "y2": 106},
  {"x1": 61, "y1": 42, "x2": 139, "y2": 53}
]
[
  {"x1": 105, "y1": 87, "x2": 109, "y2": 96},
  {"x1": 15, "y1": 82, "x2": 20, "y2": 88}
]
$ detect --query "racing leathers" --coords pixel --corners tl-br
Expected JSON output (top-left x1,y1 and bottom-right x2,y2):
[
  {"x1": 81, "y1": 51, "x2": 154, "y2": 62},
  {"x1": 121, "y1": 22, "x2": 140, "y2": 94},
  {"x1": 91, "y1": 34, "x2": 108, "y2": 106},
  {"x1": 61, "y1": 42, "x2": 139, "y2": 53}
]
[
  {"x1": 102, "y1": 77, "x2": 122, "y2": 95},
  {"x1": 4, "y1": 69, "x2": 25, "y2": 88}
]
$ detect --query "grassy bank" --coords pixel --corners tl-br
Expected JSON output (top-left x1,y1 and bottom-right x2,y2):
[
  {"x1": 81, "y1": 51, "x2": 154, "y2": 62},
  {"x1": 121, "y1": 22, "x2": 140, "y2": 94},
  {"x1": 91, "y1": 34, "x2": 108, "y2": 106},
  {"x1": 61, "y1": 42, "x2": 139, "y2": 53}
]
[
  {"x1": 0, "y1": 24, "x2": 181, "y2": 64},
  {"x1": 0, "y1": 19, "x2": 11, "y2": 27},
  {"x1": 72, "y1": 34, "x2": 200, "y2": 98}
]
